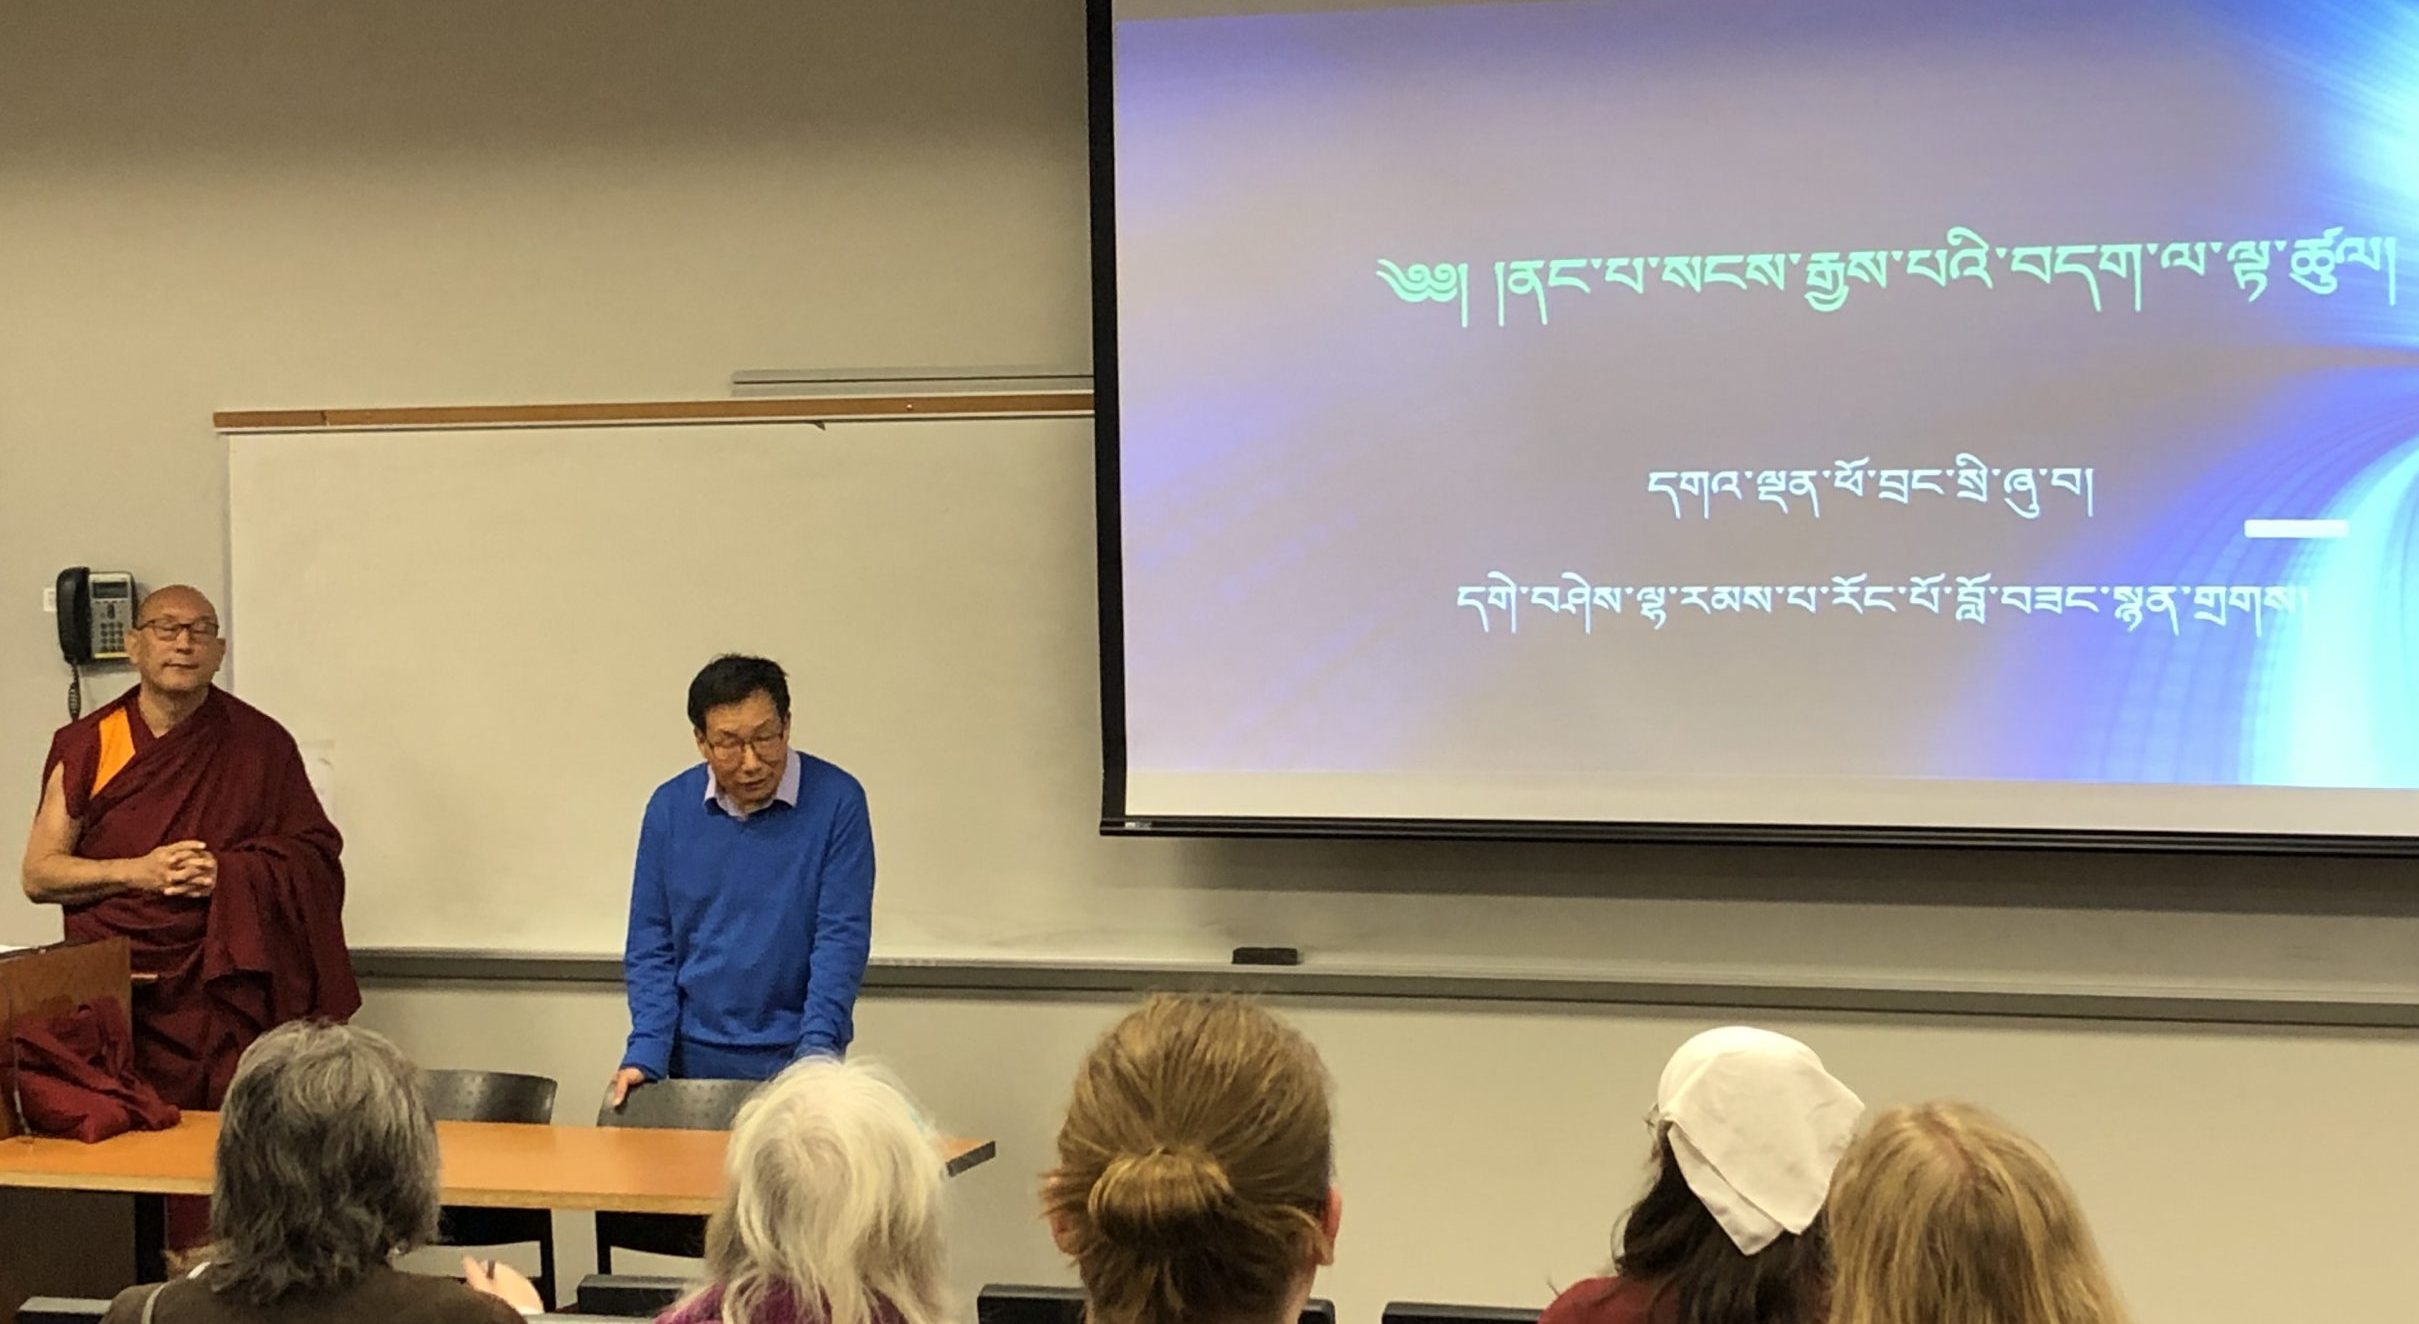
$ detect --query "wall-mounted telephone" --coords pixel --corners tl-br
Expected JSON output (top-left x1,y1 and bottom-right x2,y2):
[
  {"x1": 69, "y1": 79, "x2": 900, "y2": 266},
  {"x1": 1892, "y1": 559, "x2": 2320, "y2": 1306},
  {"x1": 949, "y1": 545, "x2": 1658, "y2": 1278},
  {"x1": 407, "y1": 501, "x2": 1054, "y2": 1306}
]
[
  {"x1": 56, "y1": 567, "x2": 137, "y2": 665},
  {"x1": 55, "y1": 568, "x2": 136, "y2": 720}
]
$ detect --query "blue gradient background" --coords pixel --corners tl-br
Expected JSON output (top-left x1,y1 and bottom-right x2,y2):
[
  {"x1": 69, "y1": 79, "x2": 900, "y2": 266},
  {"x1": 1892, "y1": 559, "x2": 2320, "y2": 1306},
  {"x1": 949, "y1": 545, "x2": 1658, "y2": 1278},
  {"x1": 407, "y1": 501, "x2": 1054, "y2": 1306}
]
[{"x1": 1113, "y1": 0, "x2": 2419, "y2": 814}]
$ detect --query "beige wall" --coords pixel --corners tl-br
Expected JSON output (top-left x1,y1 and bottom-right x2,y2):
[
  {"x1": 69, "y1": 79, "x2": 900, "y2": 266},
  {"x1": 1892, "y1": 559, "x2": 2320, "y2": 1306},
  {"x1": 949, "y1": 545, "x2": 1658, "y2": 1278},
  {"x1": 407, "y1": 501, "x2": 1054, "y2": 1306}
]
[
  {"x1": 4, "y1": 6, "x2": 2416, "y2": 1323},
  {"x1": 0, "y1": 0, "x2": 1088, "y2": 920}
]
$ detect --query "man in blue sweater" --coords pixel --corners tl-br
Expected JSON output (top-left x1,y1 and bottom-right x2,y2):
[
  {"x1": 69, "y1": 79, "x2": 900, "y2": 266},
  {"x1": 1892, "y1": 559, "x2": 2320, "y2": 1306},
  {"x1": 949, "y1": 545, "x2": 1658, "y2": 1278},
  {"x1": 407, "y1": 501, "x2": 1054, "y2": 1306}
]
[{"x1": 606, "y1": 654, "x2": 874, "y2": 1104}]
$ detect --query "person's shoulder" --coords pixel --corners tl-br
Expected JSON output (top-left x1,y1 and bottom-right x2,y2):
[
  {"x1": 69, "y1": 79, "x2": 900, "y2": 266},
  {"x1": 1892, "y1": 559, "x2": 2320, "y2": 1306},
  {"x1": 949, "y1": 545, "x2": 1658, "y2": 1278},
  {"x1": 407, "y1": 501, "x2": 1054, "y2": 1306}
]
[
  {"x1": 100, "y1": 1277, "x2": 218, "y2": 1324},
  {"x1": 49, "y1": 688, "x2": 137, "y2": 749},
  {"x1": 362, "y1": 1269, "x2": 523, "y2": 1324},
  {"x1": 649, "y1": 764, "x2": 711, "y2": 809},
  {"x1": 1541, "y1": 1277, "x2": 1652, "y2": 1324},
  {"x1": 99, "y1": 1280, "x2": 159, "y2": 1324},
  {"x1": 796, "y1": 752, "x2": 865, "y2": 804},
  {"x1": 209, "y1": 689, "x2": 301, "y2": 751},
  {"x1": 653, "y1": 1286, "x2": 724, "y2": 1324}
]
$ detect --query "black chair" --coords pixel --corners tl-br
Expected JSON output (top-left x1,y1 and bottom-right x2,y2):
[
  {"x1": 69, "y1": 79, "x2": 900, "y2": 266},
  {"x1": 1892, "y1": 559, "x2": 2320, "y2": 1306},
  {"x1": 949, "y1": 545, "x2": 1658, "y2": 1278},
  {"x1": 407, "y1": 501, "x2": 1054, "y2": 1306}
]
[
  {"x1": 976, "y1": 1283, "x2": 1083, "y2": 1324},
  {"x1": 11, "y1": 1297, "x2": 645, "y2": 1324},
  {"x1": 593, "y1": 1077, "x2": 762, "y2": 1272},
  {"x1": 1384, "y1": 1304, "x2": 1543, "y2": 1324},
  {"x1": 423, "y1": 1068, "x2": 562, "y2": 1307},
  {"x1": 573, "y1": 1274, "x2": 689, "y2": 1318},
  {"x1": 977, "y1": 1285, "x2": 1334, "y2": 1324}
]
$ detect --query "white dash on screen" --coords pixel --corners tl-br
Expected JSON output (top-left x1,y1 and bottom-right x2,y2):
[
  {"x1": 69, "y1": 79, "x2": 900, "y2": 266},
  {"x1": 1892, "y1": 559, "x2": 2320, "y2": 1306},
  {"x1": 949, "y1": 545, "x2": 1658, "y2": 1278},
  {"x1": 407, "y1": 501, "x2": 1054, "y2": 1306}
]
[{"x1": 2243, "y1": 519, "x2": 2349, "y2": 540}]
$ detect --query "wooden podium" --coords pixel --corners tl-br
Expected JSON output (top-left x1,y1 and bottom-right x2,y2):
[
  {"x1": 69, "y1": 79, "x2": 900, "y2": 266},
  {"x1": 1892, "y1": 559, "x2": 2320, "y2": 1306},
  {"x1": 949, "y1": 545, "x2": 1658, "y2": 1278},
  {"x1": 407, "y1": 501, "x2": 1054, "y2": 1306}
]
[{"x1": 1, "y1": 939, "x2": 140, "y2": 1315}]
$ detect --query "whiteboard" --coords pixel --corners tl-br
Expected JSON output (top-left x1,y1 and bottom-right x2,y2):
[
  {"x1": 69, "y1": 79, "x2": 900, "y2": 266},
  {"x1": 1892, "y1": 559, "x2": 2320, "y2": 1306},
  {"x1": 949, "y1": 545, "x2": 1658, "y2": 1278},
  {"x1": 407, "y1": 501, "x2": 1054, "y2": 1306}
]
[
  {"x1": 225, "y1": 421, "x2": 2419, "y2": 1006},
  {"x1": 231, "y1": 419, "x2": 1165, "y2": 958}
]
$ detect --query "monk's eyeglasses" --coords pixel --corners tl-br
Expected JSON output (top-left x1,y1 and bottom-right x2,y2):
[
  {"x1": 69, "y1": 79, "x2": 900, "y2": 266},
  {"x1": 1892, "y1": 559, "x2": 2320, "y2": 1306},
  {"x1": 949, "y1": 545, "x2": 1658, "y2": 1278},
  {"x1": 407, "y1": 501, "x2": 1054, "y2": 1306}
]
[{"x1": 136, "y1": 618, "x2": 221, "y2": 642}]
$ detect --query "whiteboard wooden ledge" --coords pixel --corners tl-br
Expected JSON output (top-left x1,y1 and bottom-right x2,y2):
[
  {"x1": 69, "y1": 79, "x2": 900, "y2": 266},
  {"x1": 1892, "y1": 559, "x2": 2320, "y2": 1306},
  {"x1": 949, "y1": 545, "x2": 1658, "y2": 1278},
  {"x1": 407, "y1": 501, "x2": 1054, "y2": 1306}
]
[
  {"x1": 213, "y1": 392, "x2": 1093, "y2": 432},
  {"x1": 346, "y1": 949, "x2": 2419, "y2": 1029}
]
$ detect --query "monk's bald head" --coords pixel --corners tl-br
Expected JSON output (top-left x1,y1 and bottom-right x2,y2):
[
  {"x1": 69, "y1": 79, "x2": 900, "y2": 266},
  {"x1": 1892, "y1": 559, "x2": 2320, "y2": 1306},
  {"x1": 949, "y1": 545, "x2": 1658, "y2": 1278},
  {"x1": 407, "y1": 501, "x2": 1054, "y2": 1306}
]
[
  {"x1": 137, "y1": 585, "x2": 217, "y2": 623},
  {"x1": 129, "y1": 584, "x2": 224, "y2": 698}
]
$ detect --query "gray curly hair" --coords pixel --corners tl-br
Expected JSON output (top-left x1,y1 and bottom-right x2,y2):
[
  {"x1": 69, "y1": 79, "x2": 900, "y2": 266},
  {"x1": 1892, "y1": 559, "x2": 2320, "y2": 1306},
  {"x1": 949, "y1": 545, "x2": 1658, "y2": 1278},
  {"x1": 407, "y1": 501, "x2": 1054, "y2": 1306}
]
[{"x1": 207, "y1": 1021, "x2": 441, "y2": 1305}]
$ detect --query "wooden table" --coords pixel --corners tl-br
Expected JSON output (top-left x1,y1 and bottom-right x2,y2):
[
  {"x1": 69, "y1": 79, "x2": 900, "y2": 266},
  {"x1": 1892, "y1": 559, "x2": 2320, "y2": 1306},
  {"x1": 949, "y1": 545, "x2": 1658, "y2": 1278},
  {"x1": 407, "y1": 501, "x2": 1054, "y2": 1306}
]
[{"x1": 0, "y1": 1114, "x2": 996, "y2": 1215}]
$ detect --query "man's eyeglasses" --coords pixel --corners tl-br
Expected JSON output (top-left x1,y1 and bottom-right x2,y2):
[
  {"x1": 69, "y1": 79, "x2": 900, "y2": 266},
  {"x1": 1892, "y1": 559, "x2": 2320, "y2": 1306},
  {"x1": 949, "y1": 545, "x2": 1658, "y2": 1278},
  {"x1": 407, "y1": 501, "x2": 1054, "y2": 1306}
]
[
  {"x1": 136, "y1": 618, "x2": 221, "y2": 643},
  {"x1": 704, "y1": 732, "x2": 788, "y2": 762}
]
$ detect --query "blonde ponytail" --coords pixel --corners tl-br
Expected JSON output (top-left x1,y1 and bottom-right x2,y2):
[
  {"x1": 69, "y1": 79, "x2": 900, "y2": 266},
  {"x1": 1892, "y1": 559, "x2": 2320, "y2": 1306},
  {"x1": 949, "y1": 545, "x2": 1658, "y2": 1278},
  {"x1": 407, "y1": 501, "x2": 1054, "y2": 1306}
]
[
  {"x1": 1047, "y1": 996, "x2": 1334, "y2": 1324},
  {"x1": 1087, "y1": 1146, "x2": 1238, "y2": 1241}
]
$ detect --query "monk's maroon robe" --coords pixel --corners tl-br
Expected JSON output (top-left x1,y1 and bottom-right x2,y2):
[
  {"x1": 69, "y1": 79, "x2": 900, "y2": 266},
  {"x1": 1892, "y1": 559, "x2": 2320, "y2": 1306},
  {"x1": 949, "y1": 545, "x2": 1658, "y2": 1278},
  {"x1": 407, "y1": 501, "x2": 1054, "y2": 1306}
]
[{"x1": 42, "y1": 686, "x2": 360, "y2": 1111}]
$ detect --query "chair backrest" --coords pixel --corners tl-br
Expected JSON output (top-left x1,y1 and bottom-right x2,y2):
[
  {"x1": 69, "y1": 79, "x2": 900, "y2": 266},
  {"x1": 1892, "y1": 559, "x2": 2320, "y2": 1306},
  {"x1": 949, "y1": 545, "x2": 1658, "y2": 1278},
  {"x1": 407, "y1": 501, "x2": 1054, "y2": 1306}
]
[
  {"x1": 574, "y1": 1274, "x2": 689, "y2": 1318},
  {"x1": 1383, "y1": 1304, "x2": 1542, "y2": 1324},
  {"x1": 422, "y1": 1068, "x2": 560, "y2": 1124},
  {"x1": 10, "y1": 1294, "x2": 652, "y2": 1324},
  {"x1": 18, "y1": 1299, "x2": 108, "y2": 1324},
  {"x1": 597, "y1": 1077, "x2": 761, "y2": 1130},
  {"x1": 976, "y1": 1286, "x2": 1333, "y2": 1324},
  {"x1": 975, "y1": 1285, "x2": 1083, "y2": 1324}
]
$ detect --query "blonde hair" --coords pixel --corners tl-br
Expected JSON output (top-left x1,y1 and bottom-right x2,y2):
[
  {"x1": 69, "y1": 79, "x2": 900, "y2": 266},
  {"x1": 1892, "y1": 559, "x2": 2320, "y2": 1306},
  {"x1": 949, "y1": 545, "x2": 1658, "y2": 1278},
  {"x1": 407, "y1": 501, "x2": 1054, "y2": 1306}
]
[
  {"x1": 1827, "y1": 1103, "x2": 2129, "y2": 1324},
  {"x1": 686, "y1": 1058, "x2": 951, "y2": 1324},
  {"x1": 1045, "y1": 995, "x2": 1335, "y2": 1324}
]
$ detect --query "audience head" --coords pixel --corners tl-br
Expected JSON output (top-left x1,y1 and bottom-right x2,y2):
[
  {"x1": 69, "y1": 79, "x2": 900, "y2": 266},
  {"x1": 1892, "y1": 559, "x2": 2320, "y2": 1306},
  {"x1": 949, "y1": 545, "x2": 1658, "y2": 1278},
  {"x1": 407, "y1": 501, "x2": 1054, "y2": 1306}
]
[
  {"x1": 208, "y1": 1021, "x2": 441, "y2": 1306},
  {"x1": 1046, "y1": 994, "x2": 1339, "y2": 1324},
  {"x1": 1609, "y1": 1026, "x2": 1863, "y2": 1324},
  {"x1": 1827, "y1": 1102, "x2": 2129, "y2": 1324},
  {"x1": 697, "y1": 1058, "x2": 951, "y2": 1324}
]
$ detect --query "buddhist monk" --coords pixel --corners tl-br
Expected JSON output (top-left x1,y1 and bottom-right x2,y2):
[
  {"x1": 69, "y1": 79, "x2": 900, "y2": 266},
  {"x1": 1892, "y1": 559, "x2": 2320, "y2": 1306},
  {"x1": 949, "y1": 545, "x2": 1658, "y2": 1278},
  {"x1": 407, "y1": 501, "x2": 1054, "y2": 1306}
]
[{"x1": 18, "y1": 584, "x2": 358, "y2": 1113}]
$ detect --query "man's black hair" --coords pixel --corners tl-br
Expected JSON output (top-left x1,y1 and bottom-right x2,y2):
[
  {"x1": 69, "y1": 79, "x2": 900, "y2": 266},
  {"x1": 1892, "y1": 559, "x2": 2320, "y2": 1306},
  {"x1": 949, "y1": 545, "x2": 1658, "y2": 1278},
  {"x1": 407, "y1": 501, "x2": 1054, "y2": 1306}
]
[{"x1": 687, "y1": 654, "x2": 790, "y2": 730}]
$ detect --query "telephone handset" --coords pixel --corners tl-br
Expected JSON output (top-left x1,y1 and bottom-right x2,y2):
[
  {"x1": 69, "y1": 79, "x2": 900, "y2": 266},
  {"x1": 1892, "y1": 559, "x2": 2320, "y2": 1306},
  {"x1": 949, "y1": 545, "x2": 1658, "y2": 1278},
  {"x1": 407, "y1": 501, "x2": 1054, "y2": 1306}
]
[
  {"x1": 55, "y1": 567, "x2": 136, "y2": 719},
  {"x1": 56, "y1": 567, "x2": 137, "y2": 665}
]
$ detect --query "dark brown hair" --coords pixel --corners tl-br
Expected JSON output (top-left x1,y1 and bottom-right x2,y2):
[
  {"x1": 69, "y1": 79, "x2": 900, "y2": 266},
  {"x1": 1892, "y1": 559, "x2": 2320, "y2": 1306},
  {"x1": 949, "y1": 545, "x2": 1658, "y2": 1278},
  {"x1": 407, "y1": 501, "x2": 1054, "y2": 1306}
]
[{"x1": 1600, "y1": 1143, "x2": 1828, "y2": 1324}]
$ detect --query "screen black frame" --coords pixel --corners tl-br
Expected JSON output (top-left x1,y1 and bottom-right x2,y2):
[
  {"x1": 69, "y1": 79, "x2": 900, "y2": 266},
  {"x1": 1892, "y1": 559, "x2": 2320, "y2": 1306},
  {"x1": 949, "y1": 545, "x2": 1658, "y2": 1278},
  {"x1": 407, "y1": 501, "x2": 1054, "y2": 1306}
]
[{"x1": 1083, "y1": 0, "x2": 2419, "y2": 857}]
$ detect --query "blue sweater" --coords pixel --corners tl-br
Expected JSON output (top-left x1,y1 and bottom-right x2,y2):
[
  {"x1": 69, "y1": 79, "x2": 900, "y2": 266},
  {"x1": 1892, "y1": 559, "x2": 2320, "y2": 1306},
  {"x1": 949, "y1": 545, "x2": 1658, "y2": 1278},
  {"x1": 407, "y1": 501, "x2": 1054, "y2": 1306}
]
[{"x1": 620, "y1": 755, "x2": 875, "y2": 1077}]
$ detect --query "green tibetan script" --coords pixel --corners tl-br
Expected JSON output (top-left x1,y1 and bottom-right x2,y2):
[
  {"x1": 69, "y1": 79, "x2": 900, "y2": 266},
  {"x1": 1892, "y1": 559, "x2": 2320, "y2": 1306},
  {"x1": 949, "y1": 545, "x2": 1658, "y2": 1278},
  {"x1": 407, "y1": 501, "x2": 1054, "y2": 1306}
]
[{"x1": 1377, "y1": 225, "x2": 2398, "y2": 327}]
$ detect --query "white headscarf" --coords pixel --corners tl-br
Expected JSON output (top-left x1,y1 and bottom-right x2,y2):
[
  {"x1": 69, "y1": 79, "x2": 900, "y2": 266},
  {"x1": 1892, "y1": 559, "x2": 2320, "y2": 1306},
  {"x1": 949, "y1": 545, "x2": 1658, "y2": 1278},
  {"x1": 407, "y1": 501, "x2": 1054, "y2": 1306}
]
[{"x1": 1650, "y1": 1026, "x2": 1864, "y2": 1255}]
